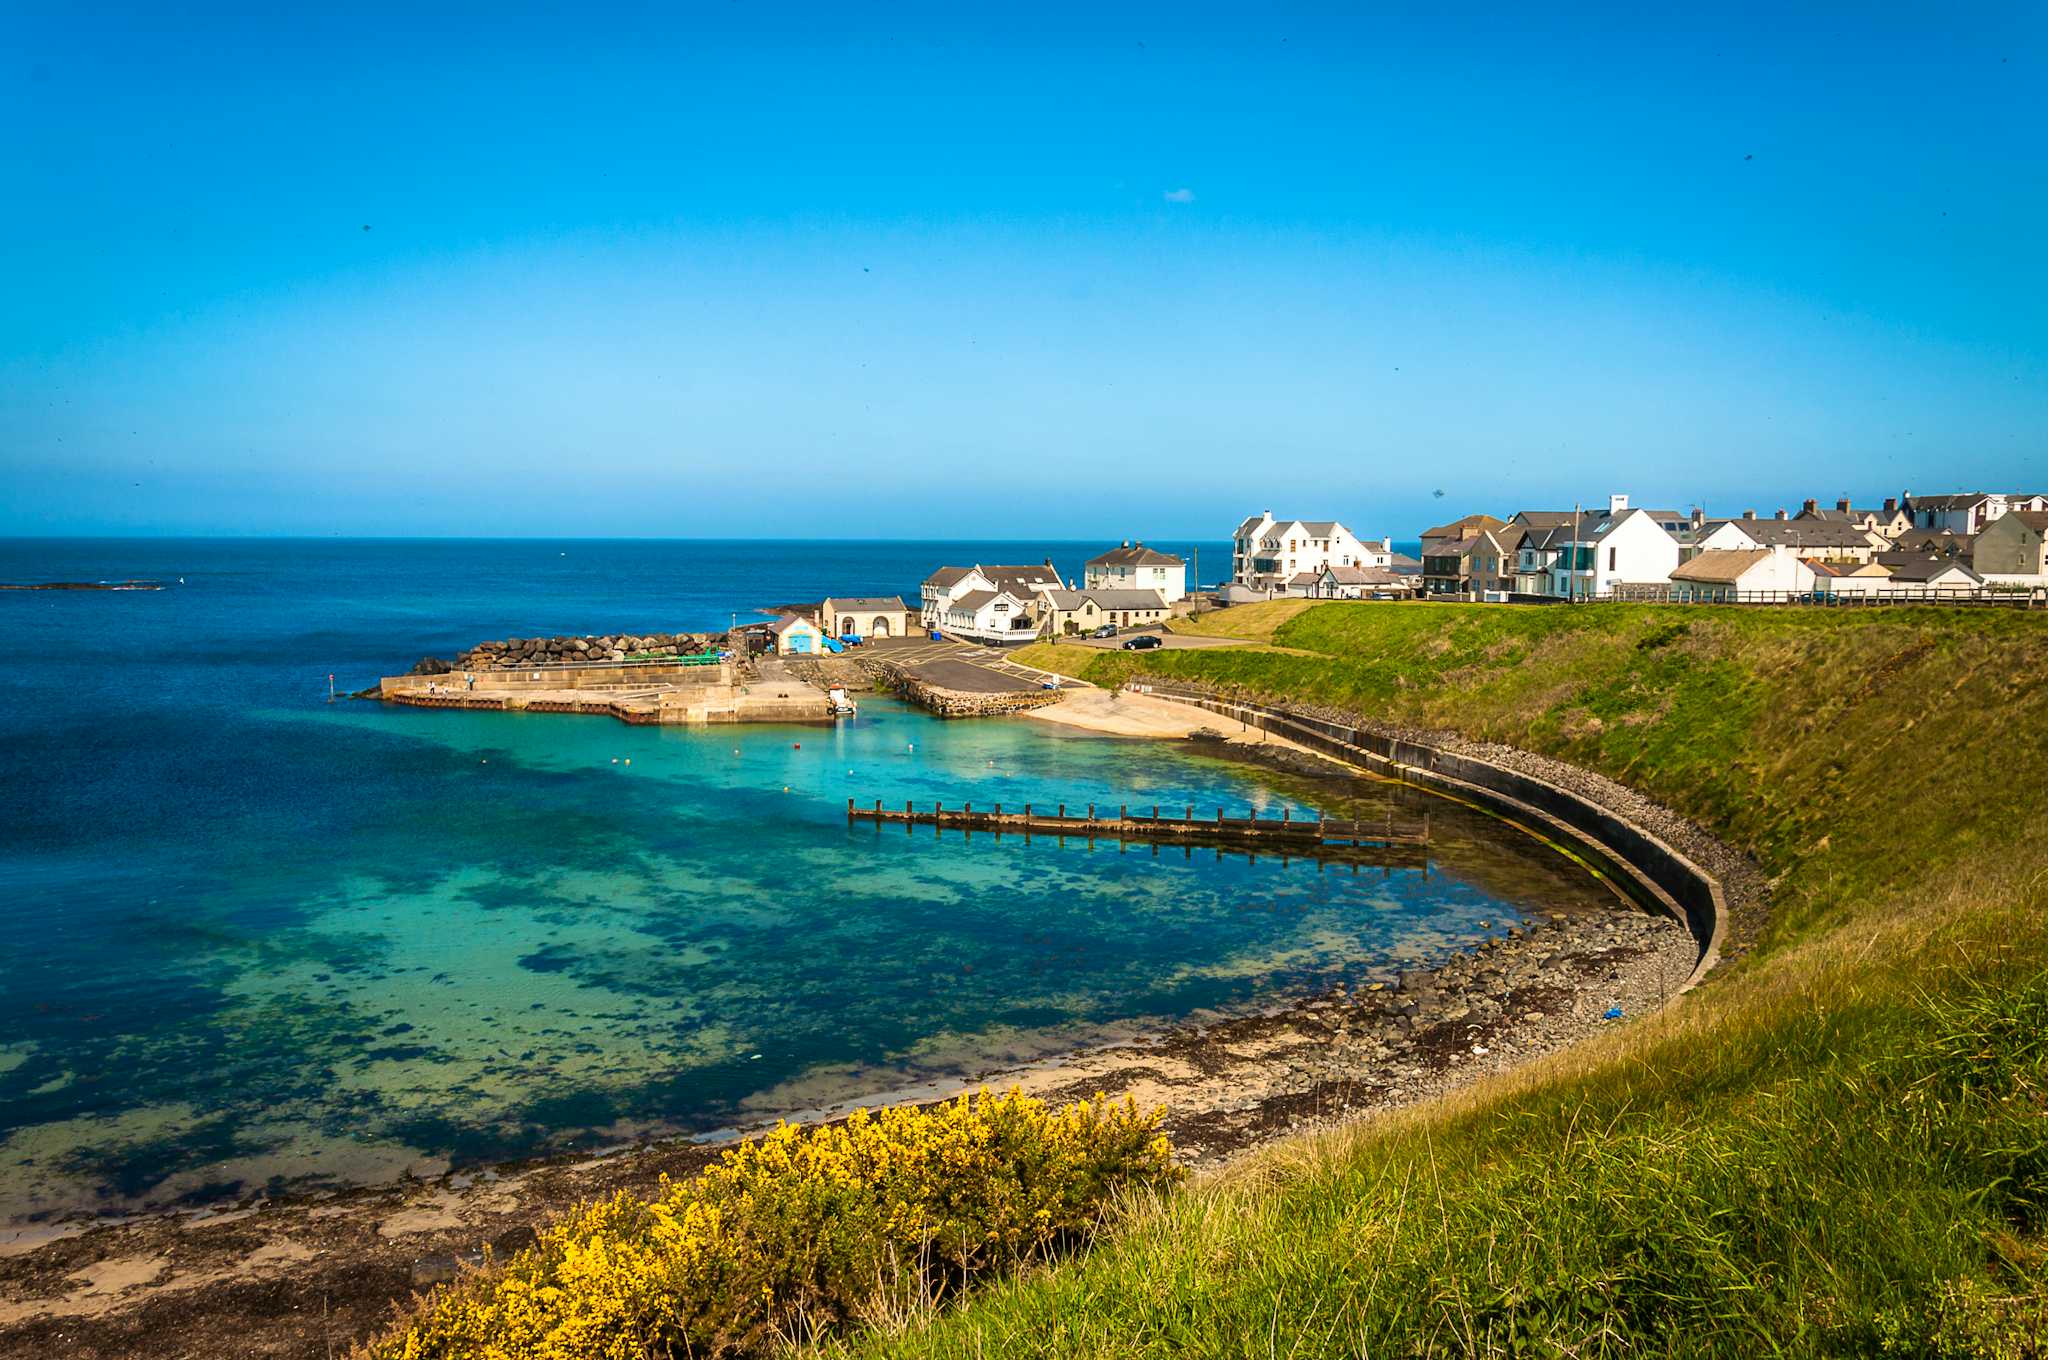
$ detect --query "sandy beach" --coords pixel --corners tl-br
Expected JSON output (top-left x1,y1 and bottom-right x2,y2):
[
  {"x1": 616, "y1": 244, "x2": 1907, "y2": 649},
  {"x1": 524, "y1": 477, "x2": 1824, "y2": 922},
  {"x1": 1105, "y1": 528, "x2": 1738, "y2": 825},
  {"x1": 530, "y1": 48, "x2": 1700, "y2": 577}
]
[{"x1": 1023, "y1": 684, "x2": 1318, "y2": 754}]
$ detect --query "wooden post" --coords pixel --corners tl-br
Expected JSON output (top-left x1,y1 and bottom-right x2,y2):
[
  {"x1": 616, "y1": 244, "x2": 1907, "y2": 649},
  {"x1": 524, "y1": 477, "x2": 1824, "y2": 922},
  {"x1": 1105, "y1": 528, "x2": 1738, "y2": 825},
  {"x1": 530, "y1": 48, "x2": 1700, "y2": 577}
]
[
  {"x1": 1059, "y1": 803, "x2": 1065, "y2": 819},
  {"x1": 1282, "y1": 807, "x2": 1289, "y2": 824},
  {"x1": 1216, "y1": 807, "x2": 1224, "y2": 824},
  {"x1": 1153, "y1": 804, "x2": 1160, "y2": 821},
  {"x1": 875, "y1": 799, "x2": 882, "y2": 815},
  {"x1": 1185, "y1": 805, "x2": 1192, "y2": 822},
  {"x1": 1423, "y1": 812, "x2": 1431, "y2": 845},
  {"x1": 995, "y1": 803, "x2": 1001, "y2": 816},
  {"x1": 847, "y1": 797, "x2": 854, "y2": 819},
  {"x1": 1120, "y1": 804, "x2": 1127, "y2": 821},
  {"x1": 1088, "y1": 803, "x2": 1095, "y2": 823}
]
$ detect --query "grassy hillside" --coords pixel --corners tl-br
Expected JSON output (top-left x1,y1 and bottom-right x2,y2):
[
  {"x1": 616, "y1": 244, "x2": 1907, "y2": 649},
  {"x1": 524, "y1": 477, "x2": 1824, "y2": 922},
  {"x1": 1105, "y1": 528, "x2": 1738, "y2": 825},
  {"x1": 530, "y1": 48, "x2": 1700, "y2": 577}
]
[{"x1": 856, "y1": 604, "x2": 2048, "y2": 1357}]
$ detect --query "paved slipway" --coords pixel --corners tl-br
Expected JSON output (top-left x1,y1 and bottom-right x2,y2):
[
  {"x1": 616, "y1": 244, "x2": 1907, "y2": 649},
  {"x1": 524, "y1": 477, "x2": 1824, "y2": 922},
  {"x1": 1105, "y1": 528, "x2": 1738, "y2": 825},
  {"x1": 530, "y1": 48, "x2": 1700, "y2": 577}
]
[{"x1": 0, "y1": 719, "x2": 1740, "y2": 1360}]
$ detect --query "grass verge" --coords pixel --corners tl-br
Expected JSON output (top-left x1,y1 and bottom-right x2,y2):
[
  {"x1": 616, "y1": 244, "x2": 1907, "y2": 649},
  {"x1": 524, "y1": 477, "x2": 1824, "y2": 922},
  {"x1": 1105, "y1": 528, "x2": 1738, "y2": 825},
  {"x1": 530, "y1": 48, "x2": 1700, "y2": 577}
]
[{"x1": 833, "y1": 602, "x2": 2048, "y2": 1358}]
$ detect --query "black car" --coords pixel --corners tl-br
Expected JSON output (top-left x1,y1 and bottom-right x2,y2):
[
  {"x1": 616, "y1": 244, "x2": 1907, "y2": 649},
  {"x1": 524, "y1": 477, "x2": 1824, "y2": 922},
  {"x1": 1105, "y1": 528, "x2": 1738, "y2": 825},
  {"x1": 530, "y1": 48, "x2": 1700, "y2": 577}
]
[{"x1": 1121, "y1": 634, "x2": 1164, "y2": 650}]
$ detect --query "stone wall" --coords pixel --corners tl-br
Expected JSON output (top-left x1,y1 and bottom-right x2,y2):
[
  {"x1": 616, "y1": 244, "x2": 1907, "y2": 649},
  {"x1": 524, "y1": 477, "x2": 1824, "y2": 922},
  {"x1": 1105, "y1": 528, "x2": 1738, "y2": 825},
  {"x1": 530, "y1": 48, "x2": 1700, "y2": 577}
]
[{"x1": 863, "y1": 659, "x2": 1063, "y2": 718}]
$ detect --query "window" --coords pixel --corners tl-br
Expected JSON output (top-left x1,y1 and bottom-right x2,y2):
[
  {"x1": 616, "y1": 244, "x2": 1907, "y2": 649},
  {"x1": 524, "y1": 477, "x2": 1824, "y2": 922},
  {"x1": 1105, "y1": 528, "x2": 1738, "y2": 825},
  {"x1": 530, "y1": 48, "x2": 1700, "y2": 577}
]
[{"x1": 1609, "y1": 547, "x2": 1617, "y2": 570}]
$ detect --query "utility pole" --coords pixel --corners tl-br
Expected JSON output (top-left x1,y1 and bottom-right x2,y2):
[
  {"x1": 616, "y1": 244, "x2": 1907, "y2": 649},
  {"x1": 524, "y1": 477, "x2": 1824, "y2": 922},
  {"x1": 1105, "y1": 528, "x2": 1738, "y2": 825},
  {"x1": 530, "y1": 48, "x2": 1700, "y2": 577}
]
[{"x1": 1571, "y1": 502, "x2": 1581, "y2": 603}]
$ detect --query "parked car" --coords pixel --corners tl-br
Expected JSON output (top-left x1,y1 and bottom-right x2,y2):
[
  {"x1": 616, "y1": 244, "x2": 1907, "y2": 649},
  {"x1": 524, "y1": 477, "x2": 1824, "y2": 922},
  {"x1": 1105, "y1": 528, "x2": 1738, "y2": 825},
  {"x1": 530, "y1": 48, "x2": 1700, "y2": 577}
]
[
  {"x1": 1122, "y1": 634, "x2": 1164, "y2": 650},
  {"x1": 1089, "y1": 624, "x2": 1119, "y2": 638}
]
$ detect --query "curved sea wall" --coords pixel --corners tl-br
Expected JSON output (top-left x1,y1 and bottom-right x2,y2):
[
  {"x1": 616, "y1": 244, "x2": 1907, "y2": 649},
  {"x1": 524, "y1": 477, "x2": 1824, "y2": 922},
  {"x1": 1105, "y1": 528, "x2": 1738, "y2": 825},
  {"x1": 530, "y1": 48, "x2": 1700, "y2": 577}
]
[{"x1": 1134, "y1": 685, "x2": 1725, "y2": 988}]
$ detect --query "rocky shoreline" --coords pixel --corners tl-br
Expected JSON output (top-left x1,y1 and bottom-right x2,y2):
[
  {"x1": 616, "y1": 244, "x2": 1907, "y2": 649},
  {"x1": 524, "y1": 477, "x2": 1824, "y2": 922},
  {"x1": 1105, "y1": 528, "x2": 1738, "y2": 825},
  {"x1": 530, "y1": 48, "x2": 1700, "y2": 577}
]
[{"x1": 0, "y1": 706, "x2": 1727, "y2": 1360}]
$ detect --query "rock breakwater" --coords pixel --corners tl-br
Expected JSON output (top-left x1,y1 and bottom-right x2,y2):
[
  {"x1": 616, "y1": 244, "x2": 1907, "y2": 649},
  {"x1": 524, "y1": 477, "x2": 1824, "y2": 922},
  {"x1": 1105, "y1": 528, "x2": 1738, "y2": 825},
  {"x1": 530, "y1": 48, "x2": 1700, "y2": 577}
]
[{"x1": 409, "y1": 631, "x2": 729, "y2": 675}]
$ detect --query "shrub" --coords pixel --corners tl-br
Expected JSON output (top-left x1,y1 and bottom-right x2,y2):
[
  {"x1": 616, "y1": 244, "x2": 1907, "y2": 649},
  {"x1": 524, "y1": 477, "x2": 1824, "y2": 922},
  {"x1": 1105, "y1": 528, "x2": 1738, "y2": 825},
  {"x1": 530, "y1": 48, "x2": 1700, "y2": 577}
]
[{"x1": 356, "y1": 1089, "x2": 1179, "y2": 1359}]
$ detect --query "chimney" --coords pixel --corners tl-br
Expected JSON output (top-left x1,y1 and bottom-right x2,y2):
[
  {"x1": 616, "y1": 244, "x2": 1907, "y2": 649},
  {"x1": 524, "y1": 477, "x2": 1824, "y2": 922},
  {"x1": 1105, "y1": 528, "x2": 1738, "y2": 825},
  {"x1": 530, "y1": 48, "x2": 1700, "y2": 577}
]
[
  {"x1": 1803, "y1": 498, "x2": 1817, "y2": 515},
  {"x1": 1836, "y1": 498, "x2": 1852, "y2": 513},
  {"x1": 1883, "y1": 497, "x2": 1898, "y2": 514},
  {"x1": 1774, "y1": 509, "x2": 1788, "y2": 521},
  {"x1": 1690, "y1": 506, "x2": 1705, "y2": 529},
  {"x1": 1742, "y1": 509, "x2": 1756, "y2": 520},
  {"x1": 1608, "y1": 493, "x2": 1629, "y2": 515}
]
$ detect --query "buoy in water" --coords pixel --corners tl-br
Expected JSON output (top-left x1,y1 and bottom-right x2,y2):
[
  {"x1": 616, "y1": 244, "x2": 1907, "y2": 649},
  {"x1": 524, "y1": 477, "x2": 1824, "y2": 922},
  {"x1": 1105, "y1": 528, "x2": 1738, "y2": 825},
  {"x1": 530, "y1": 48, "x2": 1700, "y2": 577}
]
[
  {"x1": 793, "y1": 742, "x2": 801, "y2": 750},
  {"x1": 611, "y1": 757, "x2": 618, "y2": 764},
  {"x1": 624, "y1": 758, "x2": 631, "y2": 766}
]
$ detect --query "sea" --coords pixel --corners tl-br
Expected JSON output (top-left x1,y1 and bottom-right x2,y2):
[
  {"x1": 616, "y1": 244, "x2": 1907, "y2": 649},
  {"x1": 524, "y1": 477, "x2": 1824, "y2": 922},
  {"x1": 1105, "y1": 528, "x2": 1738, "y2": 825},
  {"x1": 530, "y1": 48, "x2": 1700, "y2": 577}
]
[{"x1": 0, "y1": 537, "x2": 1597, "y2": 1227}]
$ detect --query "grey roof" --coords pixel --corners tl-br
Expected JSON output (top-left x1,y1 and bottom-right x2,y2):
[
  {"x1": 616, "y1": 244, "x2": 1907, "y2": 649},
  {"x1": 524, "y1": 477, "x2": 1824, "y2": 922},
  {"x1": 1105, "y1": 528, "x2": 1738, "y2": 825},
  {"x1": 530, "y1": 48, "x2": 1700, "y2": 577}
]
[
  {"x1": 2000, "y1": 510, "x2": 2048, "y2": 532},
  {"x1": 1083, "y1": 588, "x2": 1169, "y2": 610},
  {"x1": 768, "y1": 613, "x2": 819, "y2": 635},
  {"x1": 1037, "y1": 588, "x2": 1091, "y2": 610},
  {"x1": 1296, "y1": 520, "x2": 1342, "y2": 536},
  {"x1": 1510, "y1": 509, "x2": 1584, "y2": 529},
  {"x1": 980, "y1": 563, "x2": 1061, "y2": 593},
  {"x1": 1909, "y1": 493, "x2": 1990, "y2": 511},
  {"x1": 1088, "y1": 543, "x2": 1183, "y2": 568},
  {"x1": 1421, "y1": 513, "x2": 1507, "y2": 540},
  {"x1": 823, "y1": 596, "x2": 908, "y2": 612},
  {"x1": 924, "y1": 566, "x2": 976, "y2": 588},
  {"x1": 1387, "y1": 553, "x2": 1423, "y2": 574},
  {"x1": 1711, "y1": 519, "x2": 1873, "y2": 548},
  {"x1": 946, "y1": 589, "x2": 1009, "y2": 613},
  {"x1": 1233, "y1": 514, "x2": 1268, "y2": 539},
  {"x1": 1878, "y1": 556, "x2": 1982, "y2": 583},
  {"x1": 1521, "y1": 525, "x2": 1575, "y2": 550}
]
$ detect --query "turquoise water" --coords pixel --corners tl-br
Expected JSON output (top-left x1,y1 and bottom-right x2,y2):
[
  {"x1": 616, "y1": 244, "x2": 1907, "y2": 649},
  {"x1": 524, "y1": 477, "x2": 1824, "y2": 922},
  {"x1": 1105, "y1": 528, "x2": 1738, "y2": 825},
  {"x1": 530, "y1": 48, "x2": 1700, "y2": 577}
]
[{"x1": 0, "y1": 539, "x2": 1606, "y2": 1224}]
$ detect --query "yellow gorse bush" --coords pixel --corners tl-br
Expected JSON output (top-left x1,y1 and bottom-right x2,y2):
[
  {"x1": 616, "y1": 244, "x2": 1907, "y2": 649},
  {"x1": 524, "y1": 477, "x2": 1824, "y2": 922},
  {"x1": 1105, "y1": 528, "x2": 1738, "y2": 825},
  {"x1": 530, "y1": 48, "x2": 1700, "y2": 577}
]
[{"x1": 358, "y1": 1089, "x2": 1178, "y2": 1360}]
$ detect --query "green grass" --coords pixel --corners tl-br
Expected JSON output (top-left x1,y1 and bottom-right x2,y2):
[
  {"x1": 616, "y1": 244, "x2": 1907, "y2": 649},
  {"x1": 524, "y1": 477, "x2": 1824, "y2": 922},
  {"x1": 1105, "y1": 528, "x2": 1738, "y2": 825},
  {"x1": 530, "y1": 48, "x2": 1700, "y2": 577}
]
[{"x1": 832, "y1": 602, "x2": 2048, "y2": 1358}]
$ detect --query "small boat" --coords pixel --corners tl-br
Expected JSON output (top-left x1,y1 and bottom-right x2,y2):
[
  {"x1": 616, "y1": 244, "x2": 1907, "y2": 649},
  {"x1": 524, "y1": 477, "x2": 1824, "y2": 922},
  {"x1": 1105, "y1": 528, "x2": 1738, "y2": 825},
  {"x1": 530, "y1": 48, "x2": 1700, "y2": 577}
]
[{"x1": 826, "y1": 685, "x2": 858, "y2": 718}]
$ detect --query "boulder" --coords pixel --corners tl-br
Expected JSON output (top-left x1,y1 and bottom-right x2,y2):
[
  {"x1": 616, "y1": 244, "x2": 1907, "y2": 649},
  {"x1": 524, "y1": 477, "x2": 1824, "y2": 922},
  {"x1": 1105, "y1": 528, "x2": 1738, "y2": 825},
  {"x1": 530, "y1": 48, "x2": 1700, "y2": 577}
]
[{"x1": 409, "y1": 656, "x2": 455, "y2": 676}]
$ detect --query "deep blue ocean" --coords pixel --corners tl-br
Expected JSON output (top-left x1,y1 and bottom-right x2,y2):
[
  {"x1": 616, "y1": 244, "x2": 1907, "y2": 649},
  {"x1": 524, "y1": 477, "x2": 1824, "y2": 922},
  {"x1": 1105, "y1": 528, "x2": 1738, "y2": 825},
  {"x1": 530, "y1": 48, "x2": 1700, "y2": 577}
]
[{"x1": 0, "y1": 538, "x2": 1598, "y2": 1227}]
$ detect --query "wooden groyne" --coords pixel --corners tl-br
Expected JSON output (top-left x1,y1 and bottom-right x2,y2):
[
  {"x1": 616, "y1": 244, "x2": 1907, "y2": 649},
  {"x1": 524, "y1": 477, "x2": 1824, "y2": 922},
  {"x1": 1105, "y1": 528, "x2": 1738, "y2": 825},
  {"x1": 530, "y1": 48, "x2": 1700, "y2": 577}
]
[{"x1": 847, "y1": 798, "x2": 1428, "y2": 850}]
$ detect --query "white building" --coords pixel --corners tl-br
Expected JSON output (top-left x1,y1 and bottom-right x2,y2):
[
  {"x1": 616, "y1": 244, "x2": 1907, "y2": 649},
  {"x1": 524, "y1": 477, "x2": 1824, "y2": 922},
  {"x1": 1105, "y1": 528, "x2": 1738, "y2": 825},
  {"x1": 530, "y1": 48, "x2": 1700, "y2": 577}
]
[
  {"x1": 1286, "y1": 564, "x2": 1414, "y2": 599},
  {"x1": 1667, "y1": 546, "x2": 1816, "y2": 601},
  {"x1": 938, "y1": 588, "x2": 1041, "y2": 646},
  {"x1": 768, "y1": 614, "x2": 827, "y2": 655},
  {"x1": 920, "y1": 562, "x2": 1061, "y2": 628},
  {"x1": 1084, "y1": 542, "x2": 1187, "y2": 602},
  {"x1": 1545, "y1": 498, "x2": 1682, "y2": 599},
  {"x1": 1230, "y1": 513, "x2": 1389, "y2": 590}
]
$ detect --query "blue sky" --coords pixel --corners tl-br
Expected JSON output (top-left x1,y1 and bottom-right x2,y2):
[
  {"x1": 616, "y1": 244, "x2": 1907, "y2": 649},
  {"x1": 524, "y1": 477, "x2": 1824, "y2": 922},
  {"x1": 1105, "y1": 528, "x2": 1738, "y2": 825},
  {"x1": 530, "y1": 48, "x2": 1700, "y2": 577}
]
[{"x1": 2, "y1": 2, "x2": 2042, "y2": 538}]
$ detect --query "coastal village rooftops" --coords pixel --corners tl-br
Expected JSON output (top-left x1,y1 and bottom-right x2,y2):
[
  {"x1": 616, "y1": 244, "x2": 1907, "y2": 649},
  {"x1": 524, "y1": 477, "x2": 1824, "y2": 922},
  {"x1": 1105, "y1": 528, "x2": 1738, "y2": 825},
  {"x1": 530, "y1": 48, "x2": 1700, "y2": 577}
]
[
  {"x1": 1907, "y1": 492, "x2": 1992, "y2": 511},
  {"x1": 2007, "y1": 510, "x2": 2048, "y2": 532},
  {"x1": 1708, "y1": 518, "x2": 1874, "y2": 548},
  {"x1": 768, "y1": 614, "x2": 817, "y2": 636},
  {"x1": 979, "y1": 563, "x2": 1062, "y2": 591},
  {"x1": 1421, "y1": 513, "x2": 1507, "y2": 540},
  {"x1": 923, "y1": 566, "x2": 976, "y2": 588},
  {"x1": 1806, "y1": 559, "x2": 1889, "y2": 578},
  {"x1": 1087, "y1": 542, "x2": 1182, "y2": 567},
  {"x1": 1670, "y1": 549, "x2": 1774, "y2": 583},
  {"x1": 1388, "y1": 552, "x2": 1424, "y2": 575},
  {"x1": 946, "y1": 588, "x2": 1028, "y2": 613},
  {"x1": 1036, "y1": 588, "x2": 1090, "y2": 610}
]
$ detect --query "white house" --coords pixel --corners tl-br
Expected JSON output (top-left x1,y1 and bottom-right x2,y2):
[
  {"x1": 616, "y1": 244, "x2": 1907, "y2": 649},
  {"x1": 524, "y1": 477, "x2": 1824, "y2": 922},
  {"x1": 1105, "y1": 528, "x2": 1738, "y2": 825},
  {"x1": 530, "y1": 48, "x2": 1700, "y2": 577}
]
[
  {"x1": 938, "y1": 588, "x2": 1041, "y2": 646},
  {"x1": 1230, "y1": 513, "x2": 1389, "y2": 590},
  {"x1": 920, "y1": 562, "x2": 1062, "y2": 628},
  {"x1": 1667, "y1": 546, "x2": 1816, "y2": 601},
  {"x1": 1546, "y1": 499, "x2": 1682, "y2": 599},
  {"x1": 1084, "y1": 542, "x2": 1187, "y2": 602},
  {"x1": 1287, "y1": 563, "x2": 1413, "y2": 599}
]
